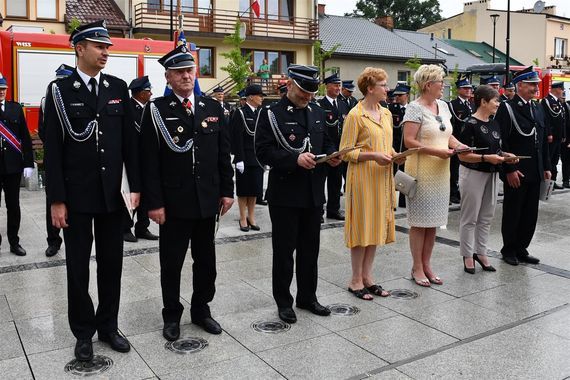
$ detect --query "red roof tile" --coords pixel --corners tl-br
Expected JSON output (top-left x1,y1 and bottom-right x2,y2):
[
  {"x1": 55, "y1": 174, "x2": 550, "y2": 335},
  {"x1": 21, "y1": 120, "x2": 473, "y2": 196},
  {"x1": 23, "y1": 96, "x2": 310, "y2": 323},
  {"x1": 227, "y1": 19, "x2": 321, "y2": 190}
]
[{"x1": 66, "y1": 0, "x2": 129, "y2": 32}]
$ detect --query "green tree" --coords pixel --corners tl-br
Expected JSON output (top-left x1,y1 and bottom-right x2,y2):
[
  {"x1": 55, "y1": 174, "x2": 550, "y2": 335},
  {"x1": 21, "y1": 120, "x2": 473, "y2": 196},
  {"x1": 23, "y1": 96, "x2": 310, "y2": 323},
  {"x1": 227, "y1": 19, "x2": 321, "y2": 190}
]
[
  {"x1": 313, "y1": 40, "x2": 341, "y2": 95},
  {"x1": 450, "y1": 64, "x2": 460, "y2": 99},
  {"x1": 220, "y1": 20, "x2": 253, "y2": 94},
  {"x1": 67, "y1": 18, "x2": 81, "y2": 34},
  {"x1": 348, "y1": 0, "x2": 443, "y2": 30},
  {"x1": 404, "y1": 56, "x2": 422, "y2": 98}
]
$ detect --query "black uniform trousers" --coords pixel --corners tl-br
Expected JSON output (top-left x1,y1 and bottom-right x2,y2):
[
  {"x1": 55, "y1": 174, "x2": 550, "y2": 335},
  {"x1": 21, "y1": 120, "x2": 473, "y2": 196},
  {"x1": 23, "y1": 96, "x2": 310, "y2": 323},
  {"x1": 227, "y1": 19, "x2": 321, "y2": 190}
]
[
  {"x1": 549, "y1": 141, "x2": 562, "y2": 181},
  {"x1": 326, "y1": 164, "x2": 343, "y2": 213},
  {"x1": 159, "y1": 216, "x2": 216, "y2": 323},
  {"x1": 64, "y1": 210, "x2": 123, "y2": 339},
  {"x1": 269, "y1": 205, "x2": 321, "y2": 308},
  {"x1": 562, "y1": 144, "x2": 570, "y2": 183},
  {"x1": 500, "y1": 181, "x2": 540, "y2": 259},
  {"x1": 122, "y1": 204, "x2": 150, "y2": 234},
  {"x1": 450, "y1": 155, "x2": 460, "y2": 199},
  {"x1": 0, "y1": 173, "x2": 23, "y2": 246},
  {"x1": 44, "y1": 189, "x2": 62, "y2": 248}
]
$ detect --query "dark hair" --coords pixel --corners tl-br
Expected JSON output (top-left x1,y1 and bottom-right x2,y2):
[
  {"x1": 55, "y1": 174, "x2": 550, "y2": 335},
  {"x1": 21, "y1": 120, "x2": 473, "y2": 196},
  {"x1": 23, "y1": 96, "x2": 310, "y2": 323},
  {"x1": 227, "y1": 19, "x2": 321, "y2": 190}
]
[{"x1": 474, "y1": 85, "x2": 499, "y2": 108}]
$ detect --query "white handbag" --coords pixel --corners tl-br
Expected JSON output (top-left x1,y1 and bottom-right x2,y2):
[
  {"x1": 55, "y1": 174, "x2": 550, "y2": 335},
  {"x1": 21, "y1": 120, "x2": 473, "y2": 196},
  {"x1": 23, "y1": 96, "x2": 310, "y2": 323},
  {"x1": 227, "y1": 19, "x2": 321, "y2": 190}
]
[{"x1": 394, "y1": 169, "x2": 417, "y2": 198}]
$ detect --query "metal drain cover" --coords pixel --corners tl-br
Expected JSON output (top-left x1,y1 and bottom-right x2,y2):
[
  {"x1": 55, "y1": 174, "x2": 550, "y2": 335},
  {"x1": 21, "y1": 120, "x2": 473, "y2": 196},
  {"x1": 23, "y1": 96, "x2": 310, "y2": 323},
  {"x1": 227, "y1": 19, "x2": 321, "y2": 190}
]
[
  {"x1": 326, "y1": 303, "x2": 360, "y2": 316},
  {"x1": 251, "y1": 320, "x2": 291, "y2": 333},
  {"x1": 165, "y1": 337, "x2": 208, "y2": 354},
  {"x1": 389, "y1": 289, "x2": 419, "y2": 299},
  {"x1": 64, "y1": 355, "x2": 113, "y2": 377}
]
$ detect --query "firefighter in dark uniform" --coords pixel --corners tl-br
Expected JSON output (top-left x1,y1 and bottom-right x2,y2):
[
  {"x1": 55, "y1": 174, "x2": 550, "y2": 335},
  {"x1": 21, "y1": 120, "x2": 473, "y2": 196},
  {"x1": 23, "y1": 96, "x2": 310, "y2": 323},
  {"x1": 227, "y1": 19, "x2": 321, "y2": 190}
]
[
  {"x1": 39, "y1": 64, "x2": 73, "y2": 257},
  {"x1": 340, "y1": 80, "x2": 358, "y2": 110},
  {"x1": 212, "y1": 86, "x2": 231, "y2": 125},
  {"x1": 448, "y1": 76, "x2": 474, "y2": 204},
  {"x1": 255, "y1": 65, "x2": 341, "y2": 324},
  {"x1": 562, "y1": 97, "x2": 570, "y2": 188},
  {"x1": 0, "y1": 74, "x2": 34, "y2": 256},
  {"x1": 501, "y1": 82, "x2": 515, "y2": 102},
  {"x1": 541, "y1": 81, "x2": 566, "y2": 189},
  {"x1": 140, "y1": 45, "x2": 234, "y2": 340},
  {"x1": 480, "y1": 75, "x2": 501, "y2": 91},
  {"x1": 495, "y1": 66, "x2": 550, "y2": 266},
  {"x1": 389, "y1": 83, "x2": 410, "y2": 207},
  {"x1": 318, "y1": 73, "x2": 348, "y2": 220},
  {"x1": 43, "y1": 20, "x2": 141, "y2": 361},
  {"x1": 122, "y1": 76, "x2": 159, "y2": 242}
]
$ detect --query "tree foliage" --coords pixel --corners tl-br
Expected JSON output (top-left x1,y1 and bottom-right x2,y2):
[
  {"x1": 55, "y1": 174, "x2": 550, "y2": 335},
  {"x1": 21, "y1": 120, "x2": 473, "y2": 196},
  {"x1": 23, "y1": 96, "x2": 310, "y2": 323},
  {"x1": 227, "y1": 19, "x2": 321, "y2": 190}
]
[
  {"x1": 348, "y1": 0, "x2": 443, "y2": 30},
  {"x1": 404, "y1": 56, "x2": 422, "y2": 98},
  {"x1": 67, "y1": 18, "x2": 81, "y2": 34},
  {"x1": 313, "y1": 40, "x2": 341, "y2": 95},
  {"x1": 220, "y1": 20, "x2": 253, "y2": 94}
]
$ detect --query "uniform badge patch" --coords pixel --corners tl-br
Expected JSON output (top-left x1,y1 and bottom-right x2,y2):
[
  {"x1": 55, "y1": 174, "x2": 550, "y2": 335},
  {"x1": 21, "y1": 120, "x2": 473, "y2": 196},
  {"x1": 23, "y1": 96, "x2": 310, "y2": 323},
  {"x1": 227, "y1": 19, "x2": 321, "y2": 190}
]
[
  {"x1": 173, "y1": 136, "x2": 179, "y2": 143},
  {"x1": 177, "y1": 126, "x2": 184, "y2": 133},
  {"x1": 287, "y1": 106, "x2": 294, "y2": 113},
  {"x1": 199, "y1": 101, "x2": 205, "y2": 107},
  {"x1": 73, "y1": 81, "x2": 81, "y2": 89},
  {"x1": 492, "y1": 131, "x2": 500, "y2": 139},
  {"x1": 201, "y1": 121, "x2": 208, "y2": 128},
  {"x1": 205, "y1": 116, "x2": 219, "y2": 122},
  {"x1": 480, "y1": 125, "x2": 489, "y2": 134},
  {"x1": 103, "y1": 79, "x2": 109, "y2": 88},
  {"x1": 107, "y1": 99, "x2": 121, "y2": 104},
  {"x1": 169, "y1": 101, "x2": 177, "y2": 108},
  {"x1": 289, "y1": 134, "x2": 296, "y2": 141}
]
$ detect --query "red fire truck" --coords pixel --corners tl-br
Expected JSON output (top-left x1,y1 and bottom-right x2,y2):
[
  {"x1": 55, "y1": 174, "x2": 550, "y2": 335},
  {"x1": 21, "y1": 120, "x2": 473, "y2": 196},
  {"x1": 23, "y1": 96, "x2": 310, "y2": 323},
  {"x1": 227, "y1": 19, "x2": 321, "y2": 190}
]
[{"x1": 0, "y1": 30, "x2": 192, "y2": 134}]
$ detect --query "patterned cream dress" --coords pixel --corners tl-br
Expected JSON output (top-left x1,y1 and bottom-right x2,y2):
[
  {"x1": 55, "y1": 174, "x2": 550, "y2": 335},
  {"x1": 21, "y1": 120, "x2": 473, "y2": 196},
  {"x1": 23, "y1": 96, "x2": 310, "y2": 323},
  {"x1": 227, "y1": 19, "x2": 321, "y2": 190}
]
[
  {"x1": 402, "y1": 99, "x2": 452, "y2": 227},
  {"x1": 340, "y1": 102, "x2": 396, "y2": 248}
]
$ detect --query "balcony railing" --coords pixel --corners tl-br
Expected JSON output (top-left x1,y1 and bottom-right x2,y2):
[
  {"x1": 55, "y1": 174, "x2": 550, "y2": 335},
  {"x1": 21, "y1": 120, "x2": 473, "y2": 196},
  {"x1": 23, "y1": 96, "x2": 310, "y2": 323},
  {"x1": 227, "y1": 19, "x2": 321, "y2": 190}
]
[{"x1": 133, "y1": 4, "x2": 318, "y2": 41}]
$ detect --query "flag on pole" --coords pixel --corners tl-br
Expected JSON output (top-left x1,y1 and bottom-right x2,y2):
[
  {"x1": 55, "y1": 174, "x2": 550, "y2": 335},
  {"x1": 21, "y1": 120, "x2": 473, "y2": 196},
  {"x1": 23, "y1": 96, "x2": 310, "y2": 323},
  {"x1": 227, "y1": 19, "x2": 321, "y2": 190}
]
[
  {"x1": 252, "y1": 0, "x2": 261, "y2": 18},
  {"x1": 164, "y1": 30, "x2": 202, "y2": 97}
]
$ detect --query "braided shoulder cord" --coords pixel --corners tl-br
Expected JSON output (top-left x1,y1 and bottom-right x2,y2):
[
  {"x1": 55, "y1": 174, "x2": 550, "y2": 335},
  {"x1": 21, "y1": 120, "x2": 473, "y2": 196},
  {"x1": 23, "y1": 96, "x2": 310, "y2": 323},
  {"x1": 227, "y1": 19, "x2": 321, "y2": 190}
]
[
  {"x1": 267, "y1": 109, "x2": 311, "y2": 154},
  {"x1": 150, "y1": 102, "x2": 194, "y2": 153},
  {"x1": 239, "y1": 109, "x2": 255, "y2": 137},
  {"x1": 51, "y1": 83, "x2": 98, "y2": 142}
]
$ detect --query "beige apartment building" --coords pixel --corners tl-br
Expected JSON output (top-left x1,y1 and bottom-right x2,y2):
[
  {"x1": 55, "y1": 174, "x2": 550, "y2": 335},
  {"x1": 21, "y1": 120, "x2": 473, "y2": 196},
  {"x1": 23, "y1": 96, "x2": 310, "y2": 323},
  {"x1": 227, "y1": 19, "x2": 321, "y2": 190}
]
[
  {"x1": 419, "y1": 0, "x2": 570, "y2": 69},
  {"x1": 0, "y1": 0, "x2": 66, "y2": 33},
  {"x1": 113, "y1": 0, "x2": 317, "y2": 92}
]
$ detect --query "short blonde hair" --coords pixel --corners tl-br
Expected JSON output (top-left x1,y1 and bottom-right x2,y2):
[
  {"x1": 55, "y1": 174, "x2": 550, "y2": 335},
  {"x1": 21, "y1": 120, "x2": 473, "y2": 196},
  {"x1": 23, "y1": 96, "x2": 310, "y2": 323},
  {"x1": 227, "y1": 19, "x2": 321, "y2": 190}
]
[
  {"x1": 414, "y1": 64, "x2": 445, "y2": 94},
  {"x1": 357, "y1": 67, "x2": 388, "y2": 96}
]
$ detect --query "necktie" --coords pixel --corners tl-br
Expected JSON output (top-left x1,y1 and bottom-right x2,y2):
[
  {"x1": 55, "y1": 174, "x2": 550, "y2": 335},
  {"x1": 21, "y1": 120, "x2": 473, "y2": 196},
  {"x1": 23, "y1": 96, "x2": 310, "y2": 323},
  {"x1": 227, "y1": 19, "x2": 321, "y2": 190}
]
[
  {"x1": 183, "y1": 98, "x2": 193, "y2": 115},
  {"x1": 89, "y1": 78, "x2": 98, "y2": 98},
  {"x1": 333, "y1": 99, "x2": 337, "y2": 109}
]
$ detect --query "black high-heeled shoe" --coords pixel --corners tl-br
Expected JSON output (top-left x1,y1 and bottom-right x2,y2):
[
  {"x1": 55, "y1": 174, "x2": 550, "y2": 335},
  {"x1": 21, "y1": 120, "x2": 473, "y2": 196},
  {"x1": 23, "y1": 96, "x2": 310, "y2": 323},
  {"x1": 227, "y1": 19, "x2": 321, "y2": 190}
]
[
  {"x1": 473, "y1": 253, "x2": 496, "y2": 272},
  {"x1": 246, "y1": 217, "x2": 260, "y2": 231},
  {"x1": 239, "y1": 220, "x2": 250, "y2": 232},
  {"x1": 463, "y1": 257, "x2": 475, "y2": 274}
]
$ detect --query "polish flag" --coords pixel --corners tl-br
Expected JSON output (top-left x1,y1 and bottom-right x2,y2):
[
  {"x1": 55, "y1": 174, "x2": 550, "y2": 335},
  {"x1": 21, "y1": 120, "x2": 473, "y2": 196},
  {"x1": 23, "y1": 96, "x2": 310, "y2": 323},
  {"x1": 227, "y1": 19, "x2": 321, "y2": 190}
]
[{"x1": 252, "y1": 0, "x2": 261, "y2": 18}]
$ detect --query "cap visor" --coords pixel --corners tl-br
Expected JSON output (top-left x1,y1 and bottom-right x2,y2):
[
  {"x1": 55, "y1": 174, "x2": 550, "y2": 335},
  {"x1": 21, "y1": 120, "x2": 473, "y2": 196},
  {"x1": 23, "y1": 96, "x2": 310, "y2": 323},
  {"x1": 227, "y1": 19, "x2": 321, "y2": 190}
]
[
  {"x1": 293, "y1": 79, "x2": 318, "y2": 93},
  {"x1": 167, "y1": 62, "x2": 197, "y2": 70},
  {"x1": 85, "y1": 37, "x2": 114, "y2": 46}
]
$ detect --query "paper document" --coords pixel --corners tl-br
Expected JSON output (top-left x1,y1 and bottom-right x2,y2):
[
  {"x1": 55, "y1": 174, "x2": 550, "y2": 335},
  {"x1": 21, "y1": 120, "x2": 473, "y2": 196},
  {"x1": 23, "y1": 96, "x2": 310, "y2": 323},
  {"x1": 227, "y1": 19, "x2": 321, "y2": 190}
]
[
  {"x1": 503, "y1": 155, "x2": 532, "y2": 162},
  {"x1": 454, "y1": 146, "x2": 488, "y2": 154},
  {"x1": 539, "y1": 179, "x2": 554, "y2": 202},
  {"x1": 315, "y1": 145, "x2": 364, "y2": 164},
  {"x1": 391, "y1": 147, "x2": 421, "y2": 162},
  {"x1": 121, "y1": 164, "x2": 134, "y2": 219}
]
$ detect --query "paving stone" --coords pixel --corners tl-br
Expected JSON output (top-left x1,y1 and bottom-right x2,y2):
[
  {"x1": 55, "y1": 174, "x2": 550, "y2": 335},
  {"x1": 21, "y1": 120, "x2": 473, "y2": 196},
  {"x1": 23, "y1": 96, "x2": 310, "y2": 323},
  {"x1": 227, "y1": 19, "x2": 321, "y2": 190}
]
[
  {"x1": 0, "y1": 356, "x2": 33, "y2": 380},
  {"x1": 16, "y1": 313, "x2": 74, "y2": 355},
  {"x1": 0, "y1": 322, "x2": 24, "y2": 360}
]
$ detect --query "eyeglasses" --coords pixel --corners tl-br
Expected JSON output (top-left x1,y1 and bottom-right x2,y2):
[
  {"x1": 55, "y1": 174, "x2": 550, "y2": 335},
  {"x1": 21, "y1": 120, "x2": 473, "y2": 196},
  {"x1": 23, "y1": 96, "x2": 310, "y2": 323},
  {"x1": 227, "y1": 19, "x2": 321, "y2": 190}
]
[
  {"x1": 431, "y1": 80, "x2": 444, "y2": 85},
  {"x1": 375, "y1": 83, "x2": 389, "y2": 88},
  {"x1": 435, "y1": 115, "x2": 446, "y2": 131}
]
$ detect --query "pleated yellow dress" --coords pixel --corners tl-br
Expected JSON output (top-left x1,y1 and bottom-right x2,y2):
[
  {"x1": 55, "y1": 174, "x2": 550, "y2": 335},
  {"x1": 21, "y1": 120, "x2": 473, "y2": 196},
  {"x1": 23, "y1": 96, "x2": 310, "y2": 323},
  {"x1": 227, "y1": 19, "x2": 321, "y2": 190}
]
[{"x1": 340, "y1": 102, "x2": 396, "y2": 248}]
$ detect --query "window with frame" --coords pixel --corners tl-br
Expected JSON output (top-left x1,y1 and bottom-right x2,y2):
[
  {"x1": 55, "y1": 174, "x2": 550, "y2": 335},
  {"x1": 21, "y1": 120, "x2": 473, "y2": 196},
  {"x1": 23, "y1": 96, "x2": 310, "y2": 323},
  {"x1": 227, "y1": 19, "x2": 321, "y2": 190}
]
[
  {"x1": 7, "y1": 0, "x2": 28, "y2": 17},
  {"x1": 243, "y1": 49, "x2": 294, "y2": 75},
  {"x1": 239, "y1": 0, "x2": 293, "y2": 21},
  {"x1": 554, "y1": 37, "x2": 567, "y2": 58},
  {"x1": 198, "y1": 47, "x2": 214, "y2": 78},
  {"x1": 37, "y1": 0, "x2": 57, "y2": 19},
  {"x1": 397, "y1": 71, "x2": 410, "y2": 83},
  {"x1": 147, "y1": 0, "x2": 212, "y2": 13}
]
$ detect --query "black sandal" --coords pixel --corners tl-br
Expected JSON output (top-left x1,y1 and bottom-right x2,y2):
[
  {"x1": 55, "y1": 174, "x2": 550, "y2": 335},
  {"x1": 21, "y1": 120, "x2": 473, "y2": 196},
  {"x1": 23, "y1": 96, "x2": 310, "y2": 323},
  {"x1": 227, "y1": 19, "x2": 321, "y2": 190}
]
[
  {"x1": 366, "y1": 284, "x2": 390, "y2": 297},
  {"x1": 348, "y1": 287, "x2": 373, "y2": 300}
]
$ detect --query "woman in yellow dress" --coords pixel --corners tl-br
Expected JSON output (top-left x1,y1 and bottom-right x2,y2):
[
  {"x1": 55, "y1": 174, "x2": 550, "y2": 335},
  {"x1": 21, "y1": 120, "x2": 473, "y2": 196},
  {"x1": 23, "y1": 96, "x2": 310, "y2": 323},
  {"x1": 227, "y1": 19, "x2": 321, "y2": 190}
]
[{"x1": 340, "y1": 67, "x2": 405, "y2": 300}]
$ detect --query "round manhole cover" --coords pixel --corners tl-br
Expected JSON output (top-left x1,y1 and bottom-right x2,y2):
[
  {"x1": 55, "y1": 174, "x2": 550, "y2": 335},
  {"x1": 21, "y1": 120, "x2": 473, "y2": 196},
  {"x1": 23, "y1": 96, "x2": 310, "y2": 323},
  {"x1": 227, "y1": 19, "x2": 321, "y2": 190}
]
[
  {"x1": 165, "y1": 337, "x2": 208, "y2": 354},
  {"x1": 251, "y1": 320, "x2": 291, "y2": 333},
  {"x1": 326, "y1": 303, "x2": 360, "y2": 316},
  {"x1": 64, "y1": 355, "x2": 113, "y2": 376},
  {"x1": 389, "y1": 289, "x2": 419, "y2": 299}
]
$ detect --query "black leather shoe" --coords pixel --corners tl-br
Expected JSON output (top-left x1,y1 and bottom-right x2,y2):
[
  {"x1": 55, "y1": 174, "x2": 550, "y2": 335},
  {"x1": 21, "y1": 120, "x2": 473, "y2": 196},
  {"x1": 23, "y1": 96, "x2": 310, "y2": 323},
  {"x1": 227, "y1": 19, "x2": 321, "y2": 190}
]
[
  {"x1": 320, "y1": 216, "x2": 324, "y2": 224},
  {"x1": 326, "y1": 211, "x2": 345, "y2": 220},
  {"x1": 297, "y1": 301, "x2": 331, "y2": 316},
  {"x1": 256, "y1": 198, "x2": 268, "y2": 206},
  {"x1": 278, "y1": 307, "x2": 297, "y2": 323},
  {"x1": 123, "y1": 231, "x2": 137, "y2": 243},
  {"x1": 10, "y1": 244, "x2": 26, "y2": 256},
  {"x1": 193, "y1": 317, "x2": 222, "y2": 334},
  {"x1": 518, "y1": 255, "x2": 540, "y2": 264},
  {"x1": 239, "y1": 221, "x2": 250, "y2": 232},
  {"x1": 473, "y1": 253, "x2": 496, "y2": 272},
  {"x1": 98, "y1": 331, "x2": 131, "y2": 352},
  {"x1": 45, "y1": 245, "x2": 60, "y2": 257},
  {"x1": 563, "y1": 181, "x2": 570, "y2": 189},
  {"x1": 463, "y1": 257, "x2": 475, "y2": 274},
  {"x1": 163, "y1": 322, "x2": 180, "y2": 341},
  {"x1": 503, "y1": 256, "x2": 519, "y2": 266},
  {"x1": 450, "y1": 195, "x2": 461, "y2": 204},
  {"x1": 246, "y1": 217, "x2": 260, "y2": 231},
  {"x1": 135, "y1": 229, "x2": 159, "y2": 240},
  {"x1": 75, "y1": 339, "x2": 93, "y2": 362},
  {"x1": 553, "y1": 183, "x2": 564, "y2": 190}
]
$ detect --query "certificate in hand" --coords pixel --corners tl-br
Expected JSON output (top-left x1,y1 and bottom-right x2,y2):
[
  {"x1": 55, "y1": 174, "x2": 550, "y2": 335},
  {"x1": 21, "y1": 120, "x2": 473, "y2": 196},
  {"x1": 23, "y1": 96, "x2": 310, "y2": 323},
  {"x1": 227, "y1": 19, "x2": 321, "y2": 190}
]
[
  {"x1": 121, "y1": 164, "x2": 134, "y2": 219},
  {"x1": 454, "y1": 146, "x2": 488, "y2": 154},
  {"x1": 315, "y1": 145, "x2": 364, "y2": 164},
  {"x1": 502, "y1": 155, "x2": 532, "y2": 162},
  {"x1": 391, "y1": 147, "x2": 421, "y2": 162}
]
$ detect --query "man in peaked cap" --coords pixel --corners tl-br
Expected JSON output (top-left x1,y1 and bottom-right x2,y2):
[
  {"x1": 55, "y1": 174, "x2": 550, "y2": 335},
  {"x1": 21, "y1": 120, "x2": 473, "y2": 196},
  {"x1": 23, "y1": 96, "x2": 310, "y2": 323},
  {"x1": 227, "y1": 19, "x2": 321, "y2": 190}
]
[
  {"x1": 494, "y1": 66, "x2": 550, "y2": 266},
  {"x1": 0, "y1": 74, "x2": 34, "y2": 257},
  {"x1": 448, "y1": 76, "x2": 474, "y2": 204},
  {"x1": 139, "y1": 44, "x2": 234, "y2": 340},
  {"x1": 43, "y1": 20, "x2": 141, "y2": 361},
  {"x1": 340, "y1": 80, "x2": 358, "y2": 110},
  {"x1": 39, "y1": 64, "x2": 74, "y2": 258},
  {"x1": 122, "y1": 76, "x2": 158, "y2": 242},
  {"x1": 212, "y1": 86, "x2": 231, "y2": 125},
  {"x1": 389, "y1": 83, "x2": 410, "y2": 207},
  {"x1": 501, "y1": 82, "x2": 515, "y2": 102},
  {"x1": 541, "y1": 81, "x2": 566, "y2": 189},
  {"x1": 318, "y1": 72, "x2": 348, "y2": 221},
  {"x1": 255, "y1": 64, "x2": 341, "y2": 324},
  {"x1": 480, "y1": 75, "x2": 501, "y2": 91}
]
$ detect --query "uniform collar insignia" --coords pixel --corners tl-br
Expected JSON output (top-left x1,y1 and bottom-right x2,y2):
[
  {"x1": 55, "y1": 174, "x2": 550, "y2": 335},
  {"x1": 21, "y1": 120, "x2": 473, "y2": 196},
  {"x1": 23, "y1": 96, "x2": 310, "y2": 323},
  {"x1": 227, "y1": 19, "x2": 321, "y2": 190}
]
[
  {"x1": 287, "y1": 105, "x2": 294, "y2": 112},
  {"x1": 169, "y1": 101, "x2": 177, "y2": 108},
  {"x1": 308, "y1": 105, "x2": 312, "y2": 112},
  {"x1": 199, "y1": 101, "x2": 205, "y2": 107},
  {"x1": 103, "y1": 79, "x2": 109, "y2": 88},
  {"x1": 518, "y1": 101, "x2": 523, "y2": 107},
  {"x1": 73, "y1": 81, "x2": 81, "y2": 89}
]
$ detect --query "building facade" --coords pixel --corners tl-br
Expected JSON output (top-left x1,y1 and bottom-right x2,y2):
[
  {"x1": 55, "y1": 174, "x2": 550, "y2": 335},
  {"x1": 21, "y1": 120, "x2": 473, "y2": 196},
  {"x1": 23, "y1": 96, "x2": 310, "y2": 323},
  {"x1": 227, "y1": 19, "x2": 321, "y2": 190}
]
[{"x1": 0, "y1": 0, "x2": 66, "y2": 34}]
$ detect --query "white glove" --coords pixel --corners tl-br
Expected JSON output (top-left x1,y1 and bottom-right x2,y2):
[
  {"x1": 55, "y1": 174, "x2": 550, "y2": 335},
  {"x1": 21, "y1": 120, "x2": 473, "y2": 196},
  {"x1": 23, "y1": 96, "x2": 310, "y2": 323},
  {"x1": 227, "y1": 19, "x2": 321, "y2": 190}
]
[
  {"x1": 23, "y1": 167, "x2": 34, "y2": 178},
  {"x1": 236, "y1": 161, "x2": 245, "y2": 174}
]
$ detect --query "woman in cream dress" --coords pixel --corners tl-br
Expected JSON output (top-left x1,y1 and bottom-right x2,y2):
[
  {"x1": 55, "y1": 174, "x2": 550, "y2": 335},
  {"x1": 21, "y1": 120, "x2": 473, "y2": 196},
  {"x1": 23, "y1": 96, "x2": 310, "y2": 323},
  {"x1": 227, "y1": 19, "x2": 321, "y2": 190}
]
[{"x1": 402, "y1": 65, "x2": 467, "y2": 287}]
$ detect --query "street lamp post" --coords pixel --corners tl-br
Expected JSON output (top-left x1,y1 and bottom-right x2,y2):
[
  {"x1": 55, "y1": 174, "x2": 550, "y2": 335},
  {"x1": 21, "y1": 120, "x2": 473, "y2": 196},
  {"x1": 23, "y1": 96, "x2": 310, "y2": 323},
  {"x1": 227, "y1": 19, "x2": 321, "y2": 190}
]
[{"x1": 490, "y1": 14, "x2": 500, "y2": 63}]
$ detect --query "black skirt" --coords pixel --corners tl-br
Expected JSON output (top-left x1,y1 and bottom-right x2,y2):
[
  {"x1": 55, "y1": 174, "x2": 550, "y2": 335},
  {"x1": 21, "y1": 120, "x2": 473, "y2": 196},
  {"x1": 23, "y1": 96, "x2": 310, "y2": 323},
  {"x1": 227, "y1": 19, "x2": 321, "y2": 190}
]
[{"x1": 236, "y1": 165, "x2": 264, "y2": 197}]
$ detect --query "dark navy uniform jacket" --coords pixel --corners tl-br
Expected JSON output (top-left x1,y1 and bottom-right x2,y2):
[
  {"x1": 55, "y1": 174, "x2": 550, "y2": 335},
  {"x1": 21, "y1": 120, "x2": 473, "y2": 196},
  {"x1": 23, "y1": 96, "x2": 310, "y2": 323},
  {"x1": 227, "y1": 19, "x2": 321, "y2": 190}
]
[
  {"x1": 448, "y1": 97, "x2": 473, "y2": 137},
  {"x1": 230, "y1": 104, "x2": 259, "y2": 166},
  {"x1": 0, "y1": 101, "x2": 33, "y2": 174},
  {"x1": 44, "y1": 70, "x2": 140, "y2": 213},
  {"x1": 388, "y1": 102, "x2": 406, "y2": 151},
  {"x1": 317, "y1": 96, "x2": 348, "y2": 149},
  {"x1": 255, "y1": 96, "x2": 336, "y2": 208},
  {"x1": 495, "y1": 94, "x2": 550, "y2": 182},
  {"x1": 541, "y1": 94, "x2": 566, "y2": 141},
  {"x1": 140, "y1": 93, "x2": 233, "y2": 219}
]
